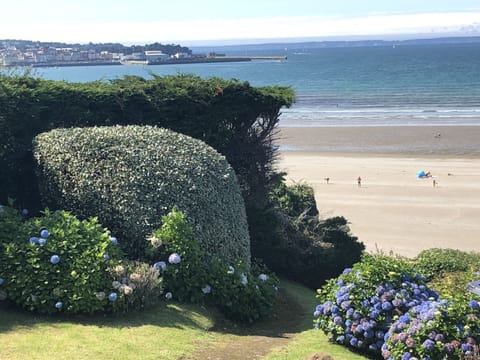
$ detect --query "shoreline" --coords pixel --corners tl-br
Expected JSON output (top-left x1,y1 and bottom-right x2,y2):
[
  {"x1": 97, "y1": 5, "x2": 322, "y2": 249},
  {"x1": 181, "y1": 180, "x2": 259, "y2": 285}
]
[
  {"x1": 277, "y1": 125, "x2": 480, "y2": 157},
  {"x1": 276, "y1": 125, "x2": 480, "y2": 257}
]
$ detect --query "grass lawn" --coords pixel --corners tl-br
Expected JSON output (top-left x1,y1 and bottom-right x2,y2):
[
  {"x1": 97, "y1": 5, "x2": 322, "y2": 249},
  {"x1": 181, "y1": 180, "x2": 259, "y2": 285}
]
[
  {"x1": 263, "y1": 281, "x2": 370, "y2": 360},
  {"x1": 0, "y1": 280, "x2": 371, "y2": 360}
]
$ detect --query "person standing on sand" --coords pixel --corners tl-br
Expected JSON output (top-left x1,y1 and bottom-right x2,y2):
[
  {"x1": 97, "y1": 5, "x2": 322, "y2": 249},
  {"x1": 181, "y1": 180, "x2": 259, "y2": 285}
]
[
  {"x1": 433, "y1": 179, "x2": 437, "y2": 187},
  {"x1": 357, "y1": 176, "x2": 362, "y2": 187}
]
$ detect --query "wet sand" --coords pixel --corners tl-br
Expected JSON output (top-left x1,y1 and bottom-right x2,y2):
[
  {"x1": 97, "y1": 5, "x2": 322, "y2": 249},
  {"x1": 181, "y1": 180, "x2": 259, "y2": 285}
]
[{"x1": 277, "y1": 126, "x2": 480, "y2": 257}]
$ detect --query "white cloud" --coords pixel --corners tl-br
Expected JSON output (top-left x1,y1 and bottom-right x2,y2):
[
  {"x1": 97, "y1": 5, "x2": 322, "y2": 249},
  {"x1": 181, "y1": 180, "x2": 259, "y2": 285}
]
[{"x1": 2, "y1": 11, "x2": 480, "y2": 44}]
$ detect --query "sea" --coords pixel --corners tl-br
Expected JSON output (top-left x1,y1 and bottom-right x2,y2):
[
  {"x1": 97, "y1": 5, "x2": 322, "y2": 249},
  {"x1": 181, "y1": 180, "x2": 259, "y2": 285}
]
[{"x1": 28, "y1": 41, "x2": 480, "y2": 128}]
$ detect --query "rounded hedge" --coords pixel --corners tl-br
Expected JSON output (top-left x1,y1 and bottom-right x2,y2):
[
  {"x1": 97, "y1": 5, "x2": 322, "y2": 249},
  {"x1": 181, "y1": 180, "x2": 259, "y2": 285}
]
[{"x1": 33, "y1": 125, "x2": 250, "y2": 265}]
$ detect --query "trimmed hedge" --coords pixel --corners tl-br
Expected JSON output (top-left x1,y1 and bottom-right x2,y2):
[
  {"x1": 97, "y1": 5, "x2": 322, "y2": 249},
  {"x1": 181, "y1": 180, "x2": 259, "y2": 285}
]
[
  {"x1": 33, "y1": 125, "x2": 250, "y2": 265},
  {"x1": 0, "y1": 73, "x2": 294, "y2": 213}
]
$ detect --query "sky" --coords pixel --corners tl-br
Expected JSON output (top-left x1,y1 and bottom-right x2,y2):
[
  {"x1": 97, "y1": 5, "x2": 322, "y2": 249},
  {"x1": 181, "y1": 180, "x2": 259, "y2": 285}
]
[{"x1": 1, "y1": 0, "x2": 480, "y2": 45}]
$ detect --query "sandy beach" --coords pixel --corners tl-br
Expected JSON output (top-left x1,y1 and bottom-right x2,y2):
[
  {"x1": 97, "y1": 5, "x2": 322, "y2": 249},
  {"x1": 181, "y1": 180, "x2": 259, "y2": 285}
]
[{"x1": 277, "y1": 126, "x2": 480, "y2": 258}]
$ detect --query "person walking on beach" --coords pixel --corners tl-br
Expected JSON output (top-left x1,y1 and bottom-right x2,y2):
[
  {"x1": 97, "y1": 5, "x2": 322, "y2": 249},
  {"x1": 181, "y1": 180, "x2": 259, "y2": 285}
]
[
  {"x1": 325, "y1": 177, "x2": 330, "y2": 184},
  {"x1": 357, "y1": 176, "x2": 362, "y2": 187},
  {"x1": 433, "y1": 179, "x2": 437, "y2": 187}
]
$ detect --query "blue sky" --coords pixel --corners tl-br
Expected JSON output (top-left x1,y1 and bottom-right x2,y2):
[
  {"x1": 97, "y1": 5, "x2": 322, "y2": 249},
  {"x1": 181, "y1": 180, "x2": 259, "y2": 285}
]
[{"x1": 2, "y1": 0, "x2": 480, "y2": 44}]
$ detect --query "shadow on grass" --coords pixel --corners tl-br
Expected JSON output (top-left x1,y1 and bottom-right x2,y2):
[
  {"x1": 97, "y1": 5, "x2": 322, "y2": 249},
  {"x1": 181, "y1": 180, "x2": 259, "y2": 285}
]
[
  {"x1": 208, "y1": 279, "x2": 318, "y2": 338},
  {"x1": 0, "y1": 300, "x2": 214, "y2": 334},
  {"x1": 0, "y1": 279, "x2": 316, "y2": 339}
]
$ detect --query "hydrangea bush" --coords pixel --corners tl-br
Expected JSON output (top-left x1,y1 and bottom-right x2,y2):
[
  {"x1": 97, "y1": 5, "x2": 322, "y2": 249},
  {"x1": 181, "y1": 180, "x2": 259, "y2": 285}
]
[
  {"x1": 33, "y1": 125, "x2": 250, "y2": 264},
  {"x1": 382, "y1": 298, "x2": 480, "y2": 359},
  {"x1": 148, "y1": 208, "x2": 279, "y2": 322},
  {"x1": 314, "y1": 254, "x2": 438, "y2": 355},
  {"x1": 315, "y1": 253, "x2": 480, "y2": 359},
  {"x1": 0, "y1": 205, "x2": 161, "y2": 314}
]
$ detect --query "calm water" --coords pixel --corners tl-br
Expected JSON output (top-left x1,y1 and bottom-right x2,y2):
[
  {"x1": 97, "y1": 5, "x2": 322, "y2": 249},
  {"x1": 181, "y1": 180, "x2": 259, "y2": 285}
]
[{"x1": 32, "y1": 43, "x2": 480, "y2": 127}]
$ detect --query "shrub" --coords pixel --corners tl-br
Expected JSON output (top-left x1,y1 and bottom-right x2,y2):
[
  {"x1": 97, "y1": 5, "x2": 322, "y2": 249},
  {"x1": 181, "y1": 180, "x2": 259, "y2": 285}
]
[
  {"x1": 414, "y1": 248, "x2": 480, "y2": 280},
  {"x1": 0, "y1": 207, "x2": 162, "y2": 313},
  {"x1": 33, "y1": 125, "x2": 250, "y2": 264},
  {"x1": 256, "y1": 181, "x2": 364, "y2": 289},
  {"x1": 107, "y1": 261, "x2": 163, "y2": 312},
  {"x1": 271, "y1": 181, "x2": 319, "y2": 217},
  {"x1": 147, "y1": 209, "x2": 279, "y2": 322},
  {"x1": 429, "y1": 271, "x2": 480, "y2": 301},
  {"x1": 382, "y1": 297, "x2": 480, "y2": 359},
  {"x1": 314, "y1": 254, "x2": 438, "y2": 356}
]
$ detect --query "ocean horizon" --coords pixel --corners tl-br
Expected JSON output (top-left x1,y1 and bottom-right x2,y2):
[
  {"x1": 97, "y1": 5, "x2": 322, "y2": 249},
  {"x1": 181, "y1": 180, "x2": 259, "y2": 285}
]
[{"x1": 27, "y1": 42, "x2": 480, "y2": 127}]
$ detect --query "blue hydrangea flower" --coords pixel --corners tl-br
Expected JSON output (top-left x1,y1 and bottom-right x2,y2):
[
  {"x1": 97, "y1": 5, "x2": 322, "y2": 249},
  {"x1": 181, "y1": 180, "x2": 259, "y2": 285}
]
[
  {"x1": 240, "y1": 273, "x2": 248, "y2": 286},
  {"x1": 110, "y1": 237, "x2": 118, "y2": 245},
  {"x1": 468, "y1": 300, "x2": 479, "y2": 309},
  {"x1": 50, "y1": 255, "x2": 60, "y2": 264},
  {"x1": 258, "y1": 273, "x2": 268, "y2": 282},
  {"x1": 333, "y1": 316, "x2": 343, "y2": 325},
  {"x1": 38, "y1": 238, "x2": 47, "y2": 246},
  {"x1": 108, "y1": 292, "x2": 117, "y2": 301},
  {"x1": 422, "y1": 339, "x2": 435, "y2": 349},
  {"x1": 55, "y1": 301, "x2": 63, "y2": 309},
  {"x1": 30, "y1": 237, "x2": 39, "y2": 244},
  {"x1": 350, "y1": 337, "x2": 358, "y2": 347},
  {"x1": 382, "y1": 301, "x2": 393, "y2": 311},
  {"x1": 201, "y1": 284, "x2": 212, "y2": 294},
  {"x1": 0, "y1": 278, "x2": 4, "y2": 285},
  {"x1": 103, "y1": 254, "x2": 110, "y2": 260},
  {"x1": 153, "y1": 261, "x2": 167, "y2": 271},
  {"x1": 40, "y1": 229, "x2": 50, "y2": 238},
  {"x1": 22, "y1": 209, "x2": 29, "y2": 216},
  {"x1": 168, "y1": 253, "x2": 181, "y2": 264}
]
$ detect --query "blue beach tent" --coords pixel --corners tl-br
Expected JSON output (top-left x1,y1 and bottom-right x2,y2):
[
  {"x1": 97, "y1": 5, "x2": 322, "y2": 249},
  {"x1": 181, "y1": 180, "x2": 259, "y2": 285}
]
[{"x1": 416, "y1": 170, "x2": 426, "y2": 178}]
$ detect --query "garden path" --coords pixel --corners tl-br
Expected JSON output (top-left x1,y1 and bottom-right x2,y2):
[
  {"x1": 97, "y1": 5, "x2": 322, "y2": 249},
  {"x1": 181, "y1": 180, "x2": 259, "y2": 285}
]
[{"x1": 183, "y1": 284, "x2": 311, "y2": 360}]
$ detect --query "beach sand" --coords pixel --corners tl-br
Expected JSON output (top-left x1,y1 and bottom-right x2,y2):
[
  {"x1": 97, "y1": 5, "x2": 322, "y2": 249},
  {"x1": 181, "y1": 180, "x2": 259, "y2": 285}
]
[{"x1": 277, "y1": 126, "x2": 480, "y2": 258}]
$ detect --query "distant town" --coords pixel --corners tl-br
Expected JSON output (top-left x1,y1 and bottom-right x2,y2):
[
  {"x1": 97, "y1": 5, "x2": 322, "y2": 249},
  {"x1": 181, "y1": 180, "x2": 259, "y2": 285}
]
[{"x1": 0, "y1": 39, "x2": 286, "y2": 67}]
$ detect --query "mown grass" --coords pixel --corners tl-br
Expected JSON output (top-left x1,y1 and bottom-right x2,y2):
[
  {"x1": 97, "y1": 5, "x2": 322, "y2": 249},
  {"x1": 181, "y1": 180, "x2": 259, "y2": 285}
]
[
  {"x1": 0, "y1": 280, "x2": 370, "y2": 360},
  {"x1": 0, "y1": 302, "x2": 220, "y2": 360}
]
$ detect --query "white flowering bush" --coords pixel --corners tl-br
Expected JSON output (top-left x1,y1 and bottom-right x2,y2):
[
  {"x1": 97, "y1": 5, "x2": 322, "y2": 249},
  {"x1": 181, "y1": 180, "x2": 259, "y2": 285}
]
[
  {"x1": 33, "y1": 125, "x2": 250, "y2": 264},
  {"x1": 0, "y1": 204, "x2": 161, "y2": 314},
  {"x1": 148, "y1": 209, "x2": 279, "y2": 322}
]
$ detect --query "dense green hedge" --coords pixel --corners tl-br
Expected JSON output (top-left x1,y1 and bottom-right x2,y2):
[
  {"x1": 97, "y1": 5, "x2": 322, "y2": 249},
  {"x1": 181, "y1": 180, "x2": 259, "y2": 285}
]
[
  {"x1": 33, "y1": 125, "x2": 250, "y2": 264},
  {"x1": 0, "y1": 73, "x2": 294, "y2": 213}
]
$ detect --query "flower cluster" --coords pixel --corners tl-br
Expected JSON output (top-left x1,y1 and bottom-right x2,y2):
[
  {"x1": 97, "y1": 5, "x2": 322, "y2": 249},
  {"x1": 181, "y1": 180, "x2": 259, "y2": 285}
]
[
  {"x1": 314, "y1": 254, "x2": 438, "y2": 355},
  {"x1": 106, "y1": 261, "x2": 163, "y2": 310},
  {"x1": 382, "y1": 298, "x2": 480, "y2": 359}
]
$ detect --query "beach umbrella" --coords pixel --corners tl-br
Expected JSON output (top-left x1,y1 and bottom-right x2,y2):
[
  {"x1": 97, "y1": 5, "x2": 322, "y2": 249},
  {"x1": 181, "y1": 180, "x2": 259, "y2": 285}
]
[{"x1": 416, "y1": 170, "x2": 426, "y2": 178}]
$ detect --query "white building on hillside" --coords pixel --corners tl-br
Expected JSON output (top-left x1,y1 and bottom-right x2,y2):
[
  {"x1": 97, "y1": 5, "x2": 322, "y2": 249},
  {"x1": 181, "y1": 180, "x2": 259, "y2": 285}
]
[{"x1": 145, "y1": 51, "x2": 170, "y2": 63}]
